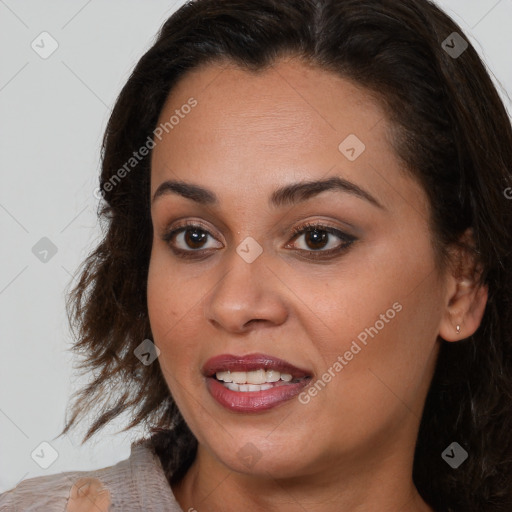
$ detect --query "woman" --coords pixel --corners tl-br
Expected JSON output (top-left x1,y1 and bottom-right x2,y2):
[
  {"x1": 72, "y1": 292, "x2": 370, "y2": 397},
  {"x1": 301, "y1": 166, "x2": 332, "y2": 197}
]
[{"x1": 1, "y1": 0, "x2": 511, "y2": 510}]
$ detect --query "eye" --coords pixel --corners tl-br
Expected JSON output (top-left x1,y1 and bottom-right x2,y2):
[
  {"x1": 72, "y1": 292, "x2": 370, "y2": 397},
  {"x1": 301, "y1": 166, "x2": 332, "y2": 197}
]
[
  {"x1": 162, "y1": 221, "x2": 223, "y2": 259},
  {"x1": 285, "y1": 222, "x2": 356, "y2": 259},
  {"x1": 162, "y1": 220, "x2": 357, "y2": 260}
]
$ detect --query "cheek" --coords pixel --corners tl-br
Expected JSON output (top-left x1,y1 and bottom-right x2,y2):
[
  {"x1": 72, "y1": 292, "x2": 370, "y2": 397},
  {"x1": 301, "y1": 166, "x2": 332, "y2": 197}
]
[
  {"x1": 147, "y1": 249, "x2": 189, "y2": 367},
  {"x1": 147, "y1": 242, "x2": 204, "y2": 333},
  {"x1": 147, "y1": 254, "x2": 178, "y2": 343},
  {"x1": 146, "y1": 245, "x2": 214, "y2": 388},
  {"x1": 286, "y1": 234, "x2": 442, "y2": 415},
  {"x1": 274, "y1": 230, "x2": 435, "y2": 359}
]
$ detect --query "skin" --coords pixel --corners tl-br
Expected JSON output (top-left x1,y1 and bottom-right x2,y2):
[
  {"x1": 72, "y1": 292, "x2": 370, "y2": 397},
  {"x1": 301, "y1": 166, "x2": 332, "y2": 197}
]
[
  {"x1": 147, "y1": 57, "x2": 488, "y2": 512},
  {"x1": 65, "y1": 478, "x2": 111, "y2": 512}
]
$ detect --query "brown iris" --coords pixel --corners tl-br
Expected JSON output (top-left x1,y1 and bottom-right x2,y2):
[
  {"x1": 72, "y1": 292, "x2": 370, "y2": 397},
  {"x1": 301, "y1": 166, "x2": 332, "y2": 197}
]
[
  {"x1": 303, "y1": 228, "x2": 329, "y2": 250},
  {"x1": 185, "y1": 228, "x2": 208, "y2": 249}
]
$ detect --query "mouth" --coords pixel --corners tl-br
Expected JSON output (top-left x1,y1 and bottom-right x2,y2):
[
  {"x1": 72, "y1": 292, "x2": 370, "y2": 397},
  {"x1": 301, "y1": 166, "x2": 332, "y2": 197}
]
[{"x1": 202, "y1": 353, "x2": 312, "y2": 412}]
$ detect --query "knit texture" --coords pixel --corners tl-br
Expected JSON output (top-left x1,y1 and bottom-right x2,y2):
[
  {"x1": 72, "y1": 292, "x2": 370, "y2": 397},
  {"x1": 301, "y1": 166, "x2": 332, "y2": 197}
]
[{"x1": 0, "y1": 437, "x2": 184, "y2": 511}]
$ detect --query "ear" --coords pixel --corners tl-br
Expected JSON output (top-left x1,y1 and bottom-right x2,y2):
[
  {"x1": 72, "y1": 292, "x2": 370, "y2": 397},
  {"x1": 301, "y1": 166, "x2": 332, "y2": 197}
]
[{"x1": 438, "y1": 228, "x2": 488, "y2": 342}]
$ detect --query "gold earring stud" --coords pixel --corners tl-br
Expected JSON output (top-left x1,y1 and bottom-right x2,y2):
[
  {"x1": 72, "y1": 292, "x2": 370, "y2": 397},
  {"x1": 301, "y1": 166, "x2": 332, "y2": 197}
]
[{"x1": 456, "y1": 325, "x2": 461, "y2": 335}]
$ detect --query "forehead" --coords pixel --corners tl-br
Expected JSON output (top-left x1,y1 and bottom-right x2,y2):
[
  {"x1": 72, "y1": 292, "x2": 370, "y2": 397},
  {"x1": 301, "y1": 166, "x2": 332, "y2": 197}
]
[{"x1": 149, "y1": 58, "x2": 413, "y2": 213}]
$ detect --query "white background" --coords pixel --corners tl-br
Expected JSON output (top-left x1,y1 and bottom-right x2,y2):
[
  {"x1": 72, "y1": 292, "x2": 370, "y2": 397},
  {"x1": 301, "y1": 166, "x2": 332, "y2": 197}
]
[{"x1": 0, "y1": 0, "x2": 511, "y2": 493}]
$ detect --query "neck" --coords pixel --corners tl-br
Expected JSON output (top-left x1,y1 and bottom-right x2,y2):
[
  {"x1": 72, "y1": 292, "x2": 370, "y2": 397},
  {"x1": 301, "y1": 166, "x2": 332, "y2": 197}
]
[{"x1": 171, "y1": 443, "x2": 435, "y2": 512}]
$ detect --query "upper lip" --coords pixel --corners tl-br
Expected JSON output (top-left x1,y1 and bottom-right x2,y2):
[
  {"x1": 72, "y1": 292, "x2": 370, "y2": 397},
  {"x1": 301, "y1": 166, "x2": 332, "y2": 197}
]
[{"x1": 202, "y1": 353, "x2": 312, "y2": 379}]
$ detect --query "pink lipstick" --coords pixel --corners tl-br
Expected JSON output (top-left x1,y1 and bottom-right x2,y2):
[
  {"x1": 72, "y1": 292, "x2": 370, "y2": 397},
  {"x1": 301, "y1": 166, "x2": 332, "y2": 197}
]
[{"x1": 202, "y1": 353, "x2": 312, "y2": 413}]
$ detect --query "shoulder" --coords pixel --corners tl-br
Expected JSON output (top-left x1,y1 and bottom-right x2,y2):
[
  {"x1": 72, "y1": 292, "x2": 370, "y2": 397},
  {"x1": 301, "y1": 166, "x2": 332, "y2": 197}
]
[
  {"x1": 0, "y1": 467, "x2": 108, "y2": 512},
  {"x1": 0, "y1": 471, "x2": 112, "y2": 512},
  {"x1": 0, "y1": 437, "x2": 182, "y2": 511}
]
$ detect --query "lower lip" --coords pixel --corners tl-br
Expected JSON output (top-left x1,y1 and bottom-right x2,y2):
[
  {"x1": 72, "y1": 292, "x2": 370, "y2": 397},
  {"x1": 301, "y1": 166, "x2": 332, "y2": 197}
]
[{"x1": 206, "y1": 377, "x2": 310, "y2": 413}]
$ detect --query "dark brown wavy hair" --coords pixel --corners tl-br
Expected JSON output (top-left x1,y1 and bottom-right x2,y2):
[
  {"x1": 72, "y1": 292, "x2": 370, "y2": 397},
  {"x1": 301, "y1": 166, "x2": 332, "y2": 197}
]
[{"x1": 56, "y1": 0, "x2": 512, "y2": 510}]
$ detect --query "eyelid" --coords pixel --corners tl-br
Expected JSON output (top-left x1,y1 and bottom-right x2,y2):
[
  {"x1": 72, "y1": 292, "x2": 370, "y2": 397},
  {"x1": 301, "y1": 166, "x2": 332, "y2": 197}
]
[
  {"x1": 288, "y1": 220, "x2": 354, "y2": 239},
  {"x1": 162, "y1": 219, "x2": 223, "y2": 250},
  {"x1": 165, "y1": 218, "x2": 217, "y2": 235},
  {"x1": 161, "y1": 218, "x2": 357, "y2": 260},
  {"x1": 284, "y1": 221, "x2": 356, "y2": 256}
]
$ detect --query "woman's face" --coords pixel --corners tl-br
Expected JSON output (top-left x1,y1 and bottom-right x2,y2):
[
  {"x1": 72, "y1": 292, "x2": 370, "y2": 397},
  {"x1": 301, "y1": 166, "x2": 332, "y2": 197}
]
[{"x1": 148, "y1": 58, "x2": 447, "y2": 479}]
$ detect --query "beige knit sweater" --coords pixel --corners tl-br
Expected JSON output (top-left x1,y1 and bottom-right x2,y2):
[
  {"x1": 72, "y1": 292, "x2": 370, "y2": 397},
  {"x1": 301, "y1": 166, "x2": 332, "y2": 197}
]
[{"x1": 0, "y1": 438, "x2": 184, "y2": 511}]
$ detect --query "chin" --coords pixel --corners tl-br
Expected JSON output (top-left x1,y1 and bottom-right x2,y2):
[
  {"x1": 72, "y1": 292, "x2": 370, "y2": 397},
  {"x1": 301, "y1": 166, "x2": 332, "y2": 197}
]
[{"x1": 205, "y1": 433, "x2": 317, "y2": 479}]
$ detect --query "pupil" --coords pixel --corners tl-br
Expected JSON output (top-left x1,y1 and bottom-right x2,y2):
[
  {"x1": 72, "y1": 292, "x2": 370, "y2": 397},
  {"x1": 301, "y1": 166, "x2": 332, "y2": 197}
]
[
  {"x1": 306, "y1": 229, "x2": 328, "y2": 250},
  {"x1": 185, "y1": 228, "x2": 207, "y2": 248}
]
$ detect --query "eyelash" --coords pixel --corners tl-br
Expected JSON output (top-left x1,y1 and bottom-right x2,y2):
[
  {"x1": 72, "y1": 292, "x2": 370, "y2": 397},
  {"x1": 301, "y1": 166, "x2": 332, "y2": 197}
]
[{"x1": 162, "y1": 221, "x2": 357, "y2": 261}]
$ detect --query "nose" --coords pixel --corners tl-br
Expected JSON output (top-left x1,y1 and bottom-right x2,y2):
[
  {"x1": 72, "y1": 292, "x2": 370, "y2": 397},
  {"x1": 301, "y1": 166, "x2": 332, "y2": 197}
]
[{"x1": 203, "y1": 248, "x2": 289, "y2": 334}]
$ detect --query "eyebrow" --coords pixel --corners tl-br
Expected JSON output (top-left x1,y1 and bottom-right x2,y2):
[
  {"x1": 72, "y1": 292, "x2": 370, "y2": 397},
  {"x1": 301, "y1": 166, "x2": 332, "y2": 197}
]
[{"x1": 151, "y1": 176, "x2": 385, "y2": 210}]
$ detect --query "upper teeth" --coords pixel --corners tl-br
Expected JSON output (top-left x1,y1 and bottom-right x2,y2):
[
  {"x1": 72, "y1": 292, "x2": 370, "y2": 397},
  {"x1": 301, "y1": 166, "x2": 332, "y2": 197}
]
[{"x1": 215, "y1": 369, "x2": 293, "y2": 384}]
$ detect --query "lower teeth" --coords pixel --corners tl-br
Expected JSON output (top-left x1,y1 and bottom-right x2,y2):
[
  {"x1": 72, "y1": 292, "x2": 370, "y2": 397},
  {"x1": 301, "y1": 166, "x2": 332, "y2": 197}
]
[
  {"x1": 220, "y1": 380, "x2": 301, "y2": 392},
  {"x1": 225, "y1": 382, "x2": 272, "y2": 392}
]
